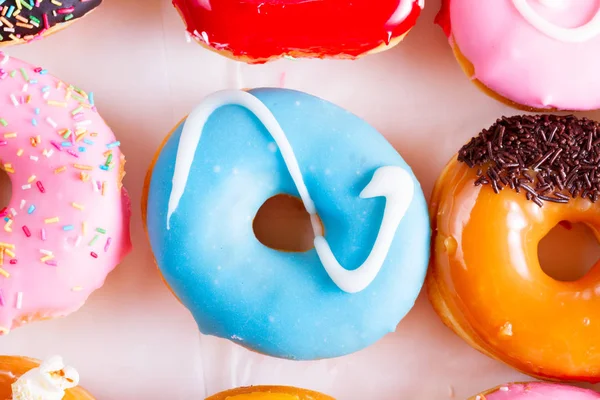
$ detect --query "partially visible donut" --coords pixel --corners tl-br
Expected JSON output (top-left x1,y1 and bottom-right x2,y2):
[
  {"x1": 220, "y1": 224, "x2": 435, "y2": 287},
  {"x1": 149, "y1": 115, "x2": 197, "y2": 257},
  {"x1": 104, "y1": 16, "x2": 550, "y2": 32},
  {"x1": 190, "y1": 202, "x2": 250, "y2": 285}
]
[
  {"x1": 172, "y1": 0, "x2": 424, "y2": 63},
  {"x1": 0, "y1": 53, "x2": 131, "y2": 333},
  {"x1": 206, "y1": 386, "x2": 334, "y2": 400},
  {"x1": 437, "y1": 0, "x2": 600, "y2": 111},
  {"x1": 428, "y1": 114, "x2": 600, "y2": 381},
  {"x1": 469, "y1": 383, "x2": 600, "y2": 400},
  {"x1": 0, "y1": 355, "x2": 94, "y2": 400},
  {"x1": 0, "y1": 0, "x2": 102, "y2": 46}
]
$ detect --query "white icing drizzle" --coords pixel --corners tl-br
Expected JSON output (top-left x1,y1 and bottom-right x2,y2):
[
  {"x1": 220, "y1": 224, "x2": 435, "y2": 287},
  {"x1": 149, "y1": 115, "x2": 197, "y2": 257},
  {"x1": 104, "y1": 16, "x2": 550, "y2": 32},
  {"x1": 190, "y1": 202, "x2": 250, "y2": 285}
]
[
  {"x1": 167, "y1": 90, "x2": 316, "y2": 229},
  {"x1": 166, "y1": 90, "x2": 413, "y2": 293},
  {"x1": 314, "y1": 166, "x2": 414, "y2": 293},
  {"x1": 387, "y1": 0, "x2": 424, "y2": 26},
  {"x1": 11, "y1": 356, "x2": 79, "y2": 400},
  {"x1": 513, "y1": 0, "x2": 600, "y2": 42}
]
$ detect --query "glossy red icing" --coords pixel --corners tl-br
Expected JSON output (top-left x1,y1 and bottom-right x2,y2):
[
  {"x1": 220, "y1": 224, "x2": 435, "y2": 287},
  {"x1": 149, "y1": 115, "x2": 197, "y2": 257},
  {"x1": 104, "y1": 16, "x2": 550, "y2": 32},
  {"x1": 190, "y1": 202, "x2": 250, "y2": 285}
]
[
  {"x1": 435, "y1": 0, "x2": 451, "y2": 37},
  {"x1": 173, "y1": 0, "x2": 422, "y2": 63}
]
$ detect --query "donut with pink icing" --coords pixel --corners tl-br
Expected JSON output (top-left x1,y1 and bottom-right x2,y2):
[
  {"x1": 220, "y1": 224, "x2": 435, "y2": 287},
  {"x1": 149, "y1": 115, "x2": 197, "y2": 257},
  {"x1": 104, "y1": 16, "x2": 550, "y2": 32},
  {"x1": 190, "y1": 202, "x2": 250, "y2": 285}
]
[
  {"x1": 437, "y1": 0, "x2": 600, "y2": 110},
  {"x1": 0, "y1": 52, "x2": 131, "y2": 333},
  {"x1": 470, "y1": 383, "x2": 600, "y2": 400}
]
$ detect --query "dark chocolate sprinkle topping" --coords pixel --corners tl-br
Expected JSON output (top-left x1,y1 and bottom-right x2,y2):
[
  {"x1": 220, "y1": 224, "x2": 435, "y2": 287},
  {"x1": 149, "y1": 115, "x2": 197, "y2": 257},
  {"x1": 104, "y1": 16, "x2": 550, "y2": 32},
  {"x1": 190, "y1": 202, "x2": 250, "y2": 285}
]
[
  {"x1": 0, "y1": 0, "x2": 101, "y2": 44},
  {"x1": 457, "y1": 115, "x2": 600, "y2": 207}
]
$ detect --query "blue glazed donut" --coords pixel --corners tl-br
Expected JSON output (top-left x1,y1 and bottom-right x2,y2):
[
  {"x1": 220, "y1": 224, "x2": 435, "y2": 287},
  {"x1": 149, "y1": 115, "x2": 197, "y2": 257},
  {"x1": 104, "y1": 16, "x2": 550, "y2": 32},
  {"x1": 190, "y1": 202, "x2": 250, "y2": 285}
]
[{"x1": 145, "y1": 88, "x2": 430, "y2": 360}]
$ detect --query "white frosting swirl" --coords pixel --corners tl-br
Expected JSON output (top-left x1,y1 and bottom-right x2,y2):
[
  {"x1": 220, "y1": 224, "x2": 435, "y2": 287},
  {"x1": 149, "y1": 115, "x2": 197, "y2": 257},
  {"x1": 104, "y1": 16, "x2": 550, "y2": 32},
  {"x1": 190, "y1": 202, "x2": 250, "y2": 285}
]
[{"x1": 11, "y1": 356, "x2": 79, "y2": 400}]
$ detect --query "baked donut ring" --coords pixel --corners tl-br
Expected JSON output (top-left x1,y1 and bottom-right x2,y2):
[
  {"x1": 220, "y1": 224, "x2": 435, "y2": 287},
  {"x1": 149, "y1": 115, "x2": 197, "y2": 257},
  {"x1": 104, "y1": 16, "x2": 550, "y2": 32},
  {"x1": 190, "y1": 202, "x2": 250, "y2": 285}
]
[
  {"x1": 0, "y1": 0, "x2": 102, "y2": 46},
  {"x1": 206, "y1": 386, "x2": 334, "y2": 400},
  {"x1": 469, "y1": 382, "x2": 600, "y2": 399},
  {"x1": 144, "y1": 88, "x2": 430, "y2": 360},
  {"x1": 428, "y1": 114, "x2": 600, "y2": 381},
  {"x1": 0, "y1": 53, "x2": 131, "y2": 333},
  {"x1": 437, "y1": 0, "x2": 600, "y2": 111},
  {"x1": 172, "y1": 0, "x2": 424, "y2": 63},
  {"x1": 0, "y1": 355, "x2": 94, "y2": 399}
]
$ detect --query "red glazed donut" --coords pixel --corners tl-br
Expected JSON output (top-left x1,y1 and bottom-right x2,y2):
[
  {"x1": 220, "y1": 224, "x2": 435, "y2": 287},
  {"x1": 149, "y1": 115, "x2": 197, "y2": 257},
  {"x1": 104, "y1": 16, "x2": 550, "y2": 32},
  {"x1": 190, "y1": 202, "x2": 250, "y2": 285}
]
[{"x1": 172, "y1": 0, "x2": 424, "y2": 64}]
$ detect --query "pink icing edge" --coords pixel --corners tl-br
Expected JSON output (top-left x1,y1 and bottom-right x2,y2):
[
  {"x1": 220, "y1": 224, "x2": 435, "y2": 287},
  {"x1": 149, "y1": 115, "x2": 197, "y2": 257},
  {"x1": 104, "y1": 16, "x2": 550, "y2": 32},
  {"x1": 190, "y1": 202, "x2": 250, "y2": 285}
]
[
  {"x1": 481, "y1": 383, "x2": 600, "y2": 400},
  {"x1": 0, "y1": 53, "x2": 132, "y2": 332},
  {"x1": 445, "y1": 0, "x2": 600, "y2": 110}
]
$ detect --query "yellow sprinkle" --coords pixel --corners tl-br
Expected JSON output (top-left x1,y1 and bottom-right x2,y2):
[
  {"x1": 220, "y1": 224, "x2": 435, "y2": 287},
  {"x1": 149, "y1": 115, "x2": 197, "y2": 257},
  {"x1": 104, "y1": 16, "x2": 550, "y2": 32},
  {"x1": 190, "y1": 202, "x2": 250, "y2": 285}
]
[
  {"x1": 0, "y1": 249, "x2": 4, "y2": 266},
  {"x1": 44, "y1": 217, "x2": 59, "y2": 224},
  {"x1": 40, "y1": 255, "x2": 54, "y2": 262},
  {"x1": 4, "y1": 220, "x2": 12, "y2": 233},
  {"x1": 72, "y1": 286, "x2": 83, "y2": 292},
  {"x1": 35, "y1": 135, "x2": 41, "y2": 144},
  {"x1": 3, "y1": 132, "x2": 16, "y2": 139},
  {"x1": 71, "y1": 202, "x2": 84, "y2": 211},
  {"x1": 54, "y1": 166, "x2": 67, "y2": 174},
  {"x1": 82, "y1": 221, "x2": 88, "y2": 235},
  {"x1": 15, "y1": 0, "x2": 21, "y2": 10},
  {"x1": 27, "y1": 175, "x2": 36, "y2": 183},
  {"x1": 80, "y1": 172, "x2": 90, "y2": 182},
  {"x1": 73, "y1": 164, "x2": 92, "y2": 171},
  {"x1": 4, "y1": 249, "x2": 15, "y2": 258},
  {"x1": 101, "y1": 181, "x2": 106, "y2": 196},
  {"x1": 16, "y1": 149, "x2": 23, "y2": 157},
  {"x1": 47, "y1": 101, "x2": 67, "y2": 107},
  {"x1": 0, "y1": 243, "x2": 15, "y2": 249},
  {"x1": 0, "y1": 268, "x2": 10, "y2": 278},
  {"x1": 8, "y1": 34, "x2": 18, "y2": 41},
  {"x1": 4, "y1": 168, "x2": 14, "y2": 174}
]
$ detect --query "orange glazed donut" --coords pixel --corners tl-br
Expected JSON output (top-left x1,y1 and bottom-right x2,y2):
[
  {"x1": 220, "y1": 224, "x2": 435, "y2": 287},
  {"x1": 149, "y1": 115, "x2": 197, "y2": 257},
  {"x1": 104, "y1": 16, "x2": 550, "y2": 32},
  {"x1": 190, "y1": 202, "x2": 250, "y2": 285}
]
[
  {"x1": 171, "y1": 0, "x2": 424, "y2": 63},
  {"x1": 428, "y1": 114, "x2": 600, "y2": 382},
  {"x1": 0, "y1": 355, "x2": 94, "y2": 399},
  {"x1": 206, "y1": 386, "x2": 334, "y2": 400}
]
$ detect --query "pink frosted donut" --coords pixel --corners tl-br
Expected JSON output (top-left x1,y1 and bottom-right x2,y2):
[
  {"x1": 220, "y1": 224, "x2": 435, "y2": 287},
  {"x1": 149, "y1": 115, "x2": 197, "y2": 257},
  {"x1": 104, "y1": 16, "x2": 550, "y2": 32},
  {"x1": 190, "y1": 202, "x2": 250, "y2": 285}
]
[
  {"x1": 438, "y1": 0, "x2": 600, "y2": 110},
  {"x1": 471, "y1": 383, "x2": 600, "y2": 400},
  {"x1": 0, "y1": 52, "x2": 131, "y2": 333}
]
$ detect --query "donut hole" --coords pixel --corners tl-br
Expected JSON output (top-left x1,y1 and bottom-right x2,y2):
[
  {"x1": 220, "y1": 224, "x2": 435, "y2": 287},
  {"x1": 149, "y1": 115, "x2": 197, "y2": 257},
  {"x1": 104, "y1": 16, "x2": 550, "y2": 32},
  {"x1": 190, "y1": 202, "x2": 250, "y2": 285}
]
[
  {"x1": 538, "y1": 221, "x2": 600, "y2": 282},
  {"x1": 0, "y1": 167, "x2": 11, "y2": 210},
  {"x1": 253, "y1": 194, "x2": 321, "y2": 253}
]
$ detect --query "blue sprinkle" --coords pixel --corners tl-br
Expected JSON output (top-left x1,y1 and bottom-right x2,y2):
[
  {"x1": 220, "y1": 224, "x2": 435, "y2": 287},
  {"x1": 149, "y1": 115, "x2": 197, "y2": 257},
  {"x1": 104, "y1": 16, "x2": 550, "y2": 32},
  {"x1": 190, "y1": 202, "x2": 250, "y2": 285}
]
[
  {"x1": 27, "y1": 205, "x2": 35, "y2": 215},
  {"x1": 89, "y1": 92, "x2": 94, "y2": 106},
  {"x1": 78, "y1": 147, "x2": 86, "y2": 152},
  {"x1": 29, "y1": 79, "x2": 37, "y2": 85},
  {"x1": 3, "y1": 217, "x2": 8, "y2": 222},
  {"x1": 83, "y1": 139, "x2": 94, "y2": 145},
  {"x1": 62, "y1": 225, "x2": 74, "y2": 231},
  {"x1": 31, "y1": 119, "x2": 37, "y2": 127},
  {"x1": 99, "y1": 165, "x2": 108, "y2": 171},
  {"x1": 0, "y1": 1, "x2": 6, "y2": 6},
  {"x1": 106, "y1": 141, "x2": 120, "y2": 149},
  {"x1": 39, "y1": 70, "x2": 48, "y2": 75},
  {"x1": 41, "y1": 86, "x2": 50, "y2": 92},
  {"x1": 61, "y1": 142, "x2": 73, "y2": 147},
  {"x1": 34, "y1": 107, "x2": 40, "y2": 115},
  {"x1": 6, "y1": 6, "x2": 14, "y2": 18}
]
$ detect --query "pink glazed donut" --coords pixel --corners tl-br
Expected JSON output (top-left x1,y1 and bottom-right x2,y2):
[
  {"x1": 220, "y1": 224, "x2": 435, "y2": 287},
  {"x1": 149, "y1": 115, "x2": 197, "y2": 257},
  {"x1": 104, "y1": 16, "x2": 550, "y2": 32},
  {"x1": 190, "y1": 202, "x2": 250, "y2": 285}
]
[
  {"x1": 0, "y1": 52, "x2": 131, "y2": 333},
  {"x1": 471, "y1": 383, "x2": 600, "y2": 400},
  {"x1": 438, "y1": 0, "x2": 600, "y2": 111}
]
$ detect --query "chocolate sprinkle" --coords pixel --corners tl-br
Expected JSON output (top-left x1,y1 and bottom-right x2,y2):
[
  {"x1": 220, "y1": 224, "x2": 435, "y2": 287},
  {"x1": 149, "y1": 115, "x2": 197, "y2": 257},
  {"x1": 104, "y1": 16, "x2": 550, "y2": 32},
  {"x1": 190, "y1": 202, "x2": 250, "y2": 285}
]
[{"x1": 457, "y1": 115, "x2": 600, "y2": 207}]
